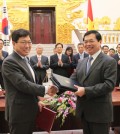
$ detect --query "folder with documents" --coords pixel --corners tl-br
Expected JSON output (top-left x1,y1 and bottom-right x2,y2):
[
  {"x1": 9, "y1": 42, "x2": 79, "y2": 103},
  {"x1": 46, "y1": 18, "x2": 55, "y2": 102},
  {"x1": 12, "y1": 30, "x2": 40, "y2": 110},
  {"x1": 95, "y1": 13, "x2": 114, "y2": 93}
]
[
  {"x1": 36, "y1": 106, "x2": 56, "y2": 133},
  {"x1": 50, "y1": 73, "x2": 79, "y2": 92}
]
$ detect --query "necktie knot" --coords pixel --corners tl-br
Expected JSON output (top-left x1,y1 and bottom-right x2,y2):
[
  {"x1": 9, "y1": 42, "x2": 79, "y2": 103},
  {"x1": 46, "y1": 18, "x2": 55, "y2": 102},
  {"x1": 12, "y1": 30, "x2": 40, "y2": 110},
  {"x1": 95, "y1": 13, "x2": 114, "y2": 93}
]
[
  {"x1": 24, "y1": 57, "x2": 30, "y2": 64},
  {"x1": 89, "y1": 56, "x2": 93, "y2": 62}
]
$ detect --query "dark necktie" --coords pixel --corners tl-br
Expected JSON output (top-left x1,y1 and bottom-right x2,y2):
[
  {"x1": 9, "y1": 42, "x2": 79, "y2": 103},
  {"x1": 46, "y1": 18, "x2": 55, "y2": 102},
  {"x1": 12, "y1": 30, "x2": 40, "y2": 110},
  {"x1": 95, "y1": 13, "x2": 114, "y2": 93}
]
[{"x1": 86, "y1": 56, "x2": 93, "y2": 74}]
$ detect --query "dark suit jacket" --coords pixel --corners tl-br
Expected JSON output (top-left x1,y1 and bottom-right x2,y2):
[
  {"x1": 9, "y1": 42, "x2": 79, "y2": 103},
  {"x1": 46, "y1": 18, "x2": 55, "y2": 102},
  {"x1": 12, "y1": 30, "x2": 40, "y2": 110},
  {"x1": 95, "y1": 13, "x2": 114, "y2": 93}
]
[
  {"x1": 50, "y1": 54, "x2": 70, "y2": 77},
  {"x1": 113, "y1": 53, "x2": 120, "y2": 86},
  {"x1": 0, "y1": 50, "x2": 8, "y2": 72},
  {"x1": 30, "y1": 55, "x2": 49, "y2": 84},
  {"x1": 2, "y1": 52, "x2": 46, "y2": 124},
  {"x1": 72, "y1": 52, "x2": 89, "y2": 68},
  {"x1": 71, "y1": 52, "x2": 117, "y2": 123}
]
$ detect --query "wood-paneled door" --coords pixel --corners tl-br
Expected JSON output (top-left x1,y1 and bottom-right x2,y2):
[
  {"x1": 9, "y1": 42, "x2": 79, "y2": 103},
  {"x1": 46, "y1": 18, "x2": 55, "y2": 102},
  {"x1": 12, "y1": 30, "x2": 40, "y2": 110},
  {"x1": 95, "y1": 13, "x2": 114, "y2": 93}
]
[{"x1": 29, "y1": 7, "x2": 56, "y2": 44}]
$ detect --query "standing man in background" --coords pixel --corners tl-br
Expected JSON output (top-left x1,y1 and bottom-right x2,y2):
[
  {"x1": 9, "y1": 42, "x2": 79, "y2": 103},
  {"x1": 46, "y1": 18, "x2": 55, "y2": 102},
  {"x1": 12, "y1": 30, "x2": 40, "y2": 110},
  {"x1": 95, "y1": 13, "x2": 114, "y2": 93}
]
[
  {"x1": 50, "y1": 43, "x2": 70, "y2": 77},
  {"x1": 102, "y1": 45, "x2": 109, "y2": 55},
  {"x1": 30, "y1": 44, "x2": 49, "y2": 85},
  {"x1": 2, "y1": 29, "x2": 58, "y2": 134},
  {"x1": 73, "y1": 43, "x2": 89, "y2": 68},
  {"x1": 0, "y1": 39, "x2": 8, "y2": 90},
  {"x1": 71, "y1": 30, "x2": 117, "y2": 134}
]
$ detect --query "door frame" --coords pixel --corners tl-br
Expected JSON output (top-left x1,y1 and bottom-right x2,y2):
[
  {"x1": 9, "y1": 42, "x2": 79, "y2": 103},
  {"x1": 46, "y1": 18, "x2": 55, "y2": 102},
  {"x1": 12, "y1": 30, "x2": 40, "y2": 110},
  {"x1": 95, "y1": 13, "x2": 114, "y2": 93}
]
[{"x1": 29, "y1": 7, "x2": 56, "y2": 44}]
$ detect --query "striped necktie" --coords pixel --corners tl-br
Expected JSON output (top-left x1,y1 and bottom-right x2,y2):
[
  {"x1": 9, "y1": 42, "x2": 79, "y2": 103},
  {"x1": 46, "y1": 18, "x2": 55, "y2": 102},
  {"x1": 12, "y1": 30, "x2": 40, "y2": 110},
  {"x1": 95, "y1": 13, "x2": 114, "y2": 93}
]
[{"x1": 86, "y1": 56, "x2": 93, "y2": 74}]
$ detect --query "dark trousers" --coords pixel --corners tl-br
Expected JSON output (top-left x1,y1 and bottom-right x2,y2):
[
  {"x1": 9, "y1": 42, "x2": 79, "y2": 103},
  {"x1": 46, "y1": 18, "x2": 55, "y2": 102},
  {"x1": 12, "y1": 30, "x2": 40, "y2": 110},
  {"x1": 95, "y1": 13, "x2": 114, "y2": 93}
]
[
  {"x1": 9, "y1": 122, "x2": 35, "y2": 134},
  {"x1": 0, "y1": 72, "x2": 4, "y2": 89},
  {"x1": 82, "y1": 116, "x2": 110, "y2": 134}
]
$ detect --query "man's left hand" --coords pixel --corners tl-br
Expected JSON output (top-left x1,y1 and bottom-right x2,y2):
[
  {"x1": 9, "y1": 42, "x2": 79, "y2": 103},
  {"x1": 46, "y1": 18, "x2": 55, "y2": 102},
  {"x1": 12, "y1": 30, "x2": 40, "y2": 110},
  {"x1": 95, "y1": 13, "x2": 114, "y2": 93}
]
[{"x1": 74, "y1": 85, "x2": 85, "y2": 97}]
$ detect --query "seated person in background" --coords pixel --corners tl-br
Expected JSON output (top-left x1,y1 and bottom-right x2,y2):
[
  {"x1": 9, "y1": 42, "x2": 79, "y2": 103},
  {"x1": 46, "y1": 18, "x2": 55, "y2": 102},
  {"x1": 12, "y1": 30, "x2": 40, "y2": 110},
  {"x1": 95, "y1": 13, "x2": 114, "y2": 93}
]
[
  {"x1": 50, "y1": 43, "x2": 70, "y2": 77},
  {"x1": 109, "y1": 48, "x2": 115, "y2": 57},
  {"x1": 30, "y1": 44, "x2": 49, "y2": 85},
  {"x1": 65, "y1": 46, "x2": 74, "y2": 77},
  {"x1": 102, "y1": 45, "x2": 109, "y2": 55},
  {"x1": 0, "y1": 39, "x2": 8, "y2": 90},
  {"x1": 73, "y1": 43, "x2": 89, "y2": 68}
]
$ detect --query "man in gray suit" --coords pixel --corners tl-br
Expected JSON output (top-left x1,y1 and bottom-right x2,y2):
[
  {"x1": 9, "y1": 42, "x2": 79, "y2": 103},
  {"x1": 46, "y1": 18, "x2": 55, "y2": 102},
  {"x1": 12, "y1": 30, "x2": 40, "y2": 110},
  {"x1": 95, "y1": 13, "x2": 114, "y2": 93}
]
[
  {"x1": 71, "y1": 30, "x2": 117, "y2": 134},
  {"x1": 2, "y1": 29, "x2": 58, "y2": 134},
  {"x1": 30, "y1": 44, "x2": 49, "y2": 85}
]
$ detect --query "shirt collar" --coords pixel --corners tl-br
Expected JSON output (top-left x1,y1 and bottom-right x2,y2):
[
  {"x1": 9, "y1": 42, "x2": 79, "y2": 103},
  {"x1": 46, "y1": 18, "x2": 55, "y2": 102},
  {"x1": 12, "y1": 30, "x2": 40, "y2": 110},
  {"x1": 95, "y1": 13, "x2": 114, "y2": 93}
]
[
  {"x1": 90, "y1": 50, "x2": 101, "y2": 61},
  {"x1": 37, "y1": 55, "x2": 42, "y2": 58}
]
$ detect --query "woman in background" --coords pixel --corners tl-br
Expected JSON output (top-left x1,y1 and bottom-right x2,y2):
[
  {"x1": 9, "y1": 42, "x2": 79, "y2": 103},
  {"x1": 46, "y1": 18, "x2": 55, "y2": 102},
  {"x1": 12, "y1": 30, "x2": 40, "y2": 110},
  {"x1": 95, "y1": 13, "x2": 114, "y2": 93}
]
[{"x1": 65, "y1": 46, "x2": 74, "y2": 77}]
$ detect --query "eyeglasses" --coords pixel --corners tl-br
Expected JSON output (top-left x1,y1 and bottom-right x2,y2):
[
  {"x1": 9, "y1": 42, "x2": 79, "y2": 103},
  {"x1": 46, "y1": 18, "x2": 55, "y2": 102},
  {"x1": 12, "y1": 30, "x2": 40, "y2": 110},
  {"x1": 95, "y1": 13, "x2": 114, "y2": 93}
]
[
  {"x1": 56, "y1": 47, "x2": 62, "y2": 49},
  {"x1": 16, "y1": 41, "x2": 32, "y2": 45},
  {"x1": 84, "y1": 39, "x2": 97, "y2": 44}
]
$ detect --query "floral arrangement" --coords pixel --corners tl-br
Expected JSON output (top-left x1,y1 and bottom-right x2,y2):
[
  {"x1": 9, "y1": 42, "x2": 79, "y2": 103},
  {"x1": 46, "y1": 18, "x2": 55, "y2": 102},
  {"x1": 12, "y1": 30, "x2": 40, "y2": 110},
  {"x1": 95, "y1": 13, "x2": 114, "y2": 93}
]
[{"x1": 42, "y1": 91, "x2": 77, "y2": 126}]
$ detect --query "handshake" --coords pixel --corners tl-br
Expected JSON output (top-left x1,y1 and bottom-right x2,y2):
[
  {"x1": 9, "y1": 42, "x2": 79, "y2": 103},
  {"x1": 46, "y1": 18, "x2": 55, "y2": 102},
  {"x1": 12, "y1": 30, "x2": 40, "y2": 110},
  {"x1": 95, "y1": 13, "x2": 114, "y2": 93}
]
[{"x1": 47, "y1": 85, "x2": 59, "y2": 96}]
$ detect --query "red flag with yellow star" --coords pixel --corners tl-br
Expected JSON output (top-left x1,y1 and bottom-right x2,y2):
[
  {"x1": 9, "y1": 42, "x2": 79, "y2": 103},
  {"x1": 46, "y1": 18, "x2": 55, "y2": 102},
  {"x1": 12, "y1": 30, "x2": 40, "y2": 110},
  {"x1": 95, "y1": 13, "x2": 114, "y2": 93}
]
[{"x1": 87, "y1": 0, "x2": 94, "y2": 31}]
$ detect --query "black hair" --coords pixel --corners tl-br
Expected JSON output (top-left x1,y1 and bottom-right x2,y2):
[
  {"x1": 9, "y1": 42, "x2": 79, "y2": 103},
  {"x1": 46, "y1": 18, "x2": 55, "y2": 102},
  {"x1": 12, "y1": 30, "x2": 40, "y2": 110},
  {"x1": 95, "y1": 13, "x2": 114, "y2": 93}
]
[
  {"x1": 83, "y1": 30, "x2": 102, "y2": 42},
  {"x1": 11, "y1": 29, "x2": 31, "y2": 43},
  {"x1": 65, "y1": 46, "x2": 73, "y2": 58},
  {"x1": 55, "y1": 43, "x2": 63, "y2": 48}
]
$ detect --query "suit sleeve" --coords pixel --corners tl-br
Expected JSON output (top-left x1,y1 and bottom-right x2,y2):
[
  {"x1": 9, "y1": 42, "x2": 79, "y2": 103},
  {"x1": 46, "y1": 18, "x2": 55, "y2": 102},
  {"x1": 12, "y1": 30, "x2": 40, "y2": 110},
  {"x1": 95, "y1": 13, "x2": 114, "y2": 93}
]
[{"x1": 2, "y1": 59, "x2": 45, "y2": 97}]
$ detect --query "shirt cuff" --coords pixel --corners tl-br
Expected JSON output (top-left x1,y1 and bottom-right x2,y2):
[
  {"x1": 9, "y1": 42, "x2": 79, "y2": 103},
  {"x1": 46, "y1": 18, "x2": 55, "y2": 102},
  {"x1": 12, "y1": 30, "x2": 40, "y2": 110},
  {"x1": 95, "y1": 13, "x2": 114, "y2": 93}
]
[{"x1": 45, "y1": 86, "x2": 48, "y2": 94}]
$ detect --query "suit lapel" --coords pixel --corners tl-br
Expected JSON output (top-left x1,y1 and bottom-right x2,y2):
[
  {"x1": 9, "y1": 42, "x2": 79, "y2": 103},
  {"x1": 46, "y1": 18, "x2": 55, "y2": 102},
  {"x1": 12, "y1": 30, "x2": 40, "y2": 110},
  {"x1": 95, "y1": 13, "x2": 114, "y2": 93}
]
[
  {"x1": 83, "y1": 52, "x2": 103, "y2": 81},
  {"x1": 35, "y1": 55, "x2": 38, "y2": 62},
  {"x1": 55, "y1": 54, "x2": 59, "y2": 61},
  {"x1": 117, "y1": 54, "x2": 119, "y2": 60},
  {"x1": 13, "y1": 52, "x2": 35, "y2": 82},
  {"x1": 41, "y1": 55, "x2": 44, "y2": 63},
  {"x1": 77, "y1": 53, "x2": 80, "y2": 60}
]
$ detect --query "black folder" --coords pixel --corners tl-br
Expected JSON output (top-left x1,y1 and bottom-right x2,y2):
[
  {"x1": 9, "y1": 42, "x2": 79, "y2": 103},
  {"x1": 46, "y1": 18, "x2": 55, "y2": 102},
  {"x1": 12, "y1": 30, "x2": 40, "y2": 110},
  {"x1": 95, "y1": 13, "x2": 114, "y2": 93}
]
[{"x1": 50, "y1": 73, "x2": 79, "y2": 92}]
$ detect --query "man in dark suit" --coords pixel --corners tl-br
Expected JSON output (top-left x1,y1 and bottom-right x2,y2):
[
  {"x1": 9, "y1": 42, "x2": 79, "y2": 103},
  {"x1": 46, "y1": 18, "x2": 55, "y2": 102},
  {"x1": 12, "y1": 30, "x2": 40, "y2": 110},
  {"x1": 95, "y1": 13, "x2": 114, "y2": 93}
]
[
  {"x1": 113, "y1": 44, "x2": 120, "y2": 86},
  {"x1": 73, "y1": 43, "x2": 89, "y2": 68},
  {"x1": 2, "y1": 29, "x2": 58, "y2": 134},
  {"x1": 0, "y1": 39, "x2": 8, "y2": 89},
  {"x1": 71, "y1": 30, "x2": 117, "y2": 134},
  {"x1": 30, "y1": 44, "x2": 49, "y2": 85},
  {"x1": 50, "y1": 43, "x2": 70, "y2": 77}
]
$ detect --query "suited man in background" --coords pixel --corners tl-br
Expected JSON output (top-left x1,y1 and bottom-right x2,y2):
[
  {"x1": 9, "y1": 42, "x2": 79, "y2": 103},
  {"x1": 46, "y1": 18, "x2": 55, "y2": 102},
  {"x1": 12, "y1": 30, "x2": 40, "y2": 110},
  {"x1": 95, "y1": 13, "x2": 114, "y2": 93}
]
[
  {"x1": 50, "y1": 43, "x2": 70, "y2": 77},
  {"x1": 0, "y1": 39, "x2": 8, "y2": 89},
  {"x1": 71, "y1": 30, "x2": 117, "y2": 134},
  {"x1": 2, "y1": 29, "x2": 58, "y2": 134},
  {"x1": 113, "y1": 44, "x2": 120, "y2": 86},
  {"x1": 102, "y1": 45, "x2": 109, "y2": 55},
  {"x1": 73, "y1": 43, "x2": 89, "y2": 68},
  {"x1": 30, "y1": 44, "x2": 49, "y2": 85}
]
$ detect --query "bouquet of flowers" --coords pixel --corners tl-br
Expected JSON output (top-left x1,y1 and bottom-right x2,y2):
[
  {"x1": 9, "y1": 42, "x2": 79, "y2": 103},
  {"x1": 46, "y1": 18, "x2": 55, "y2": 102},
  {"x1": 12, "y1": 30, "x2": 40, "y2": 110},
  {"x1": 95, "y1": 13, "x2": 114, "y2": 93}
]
[{"x1": 42, "y1": 91, "x2": 77, "y2": 126}]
